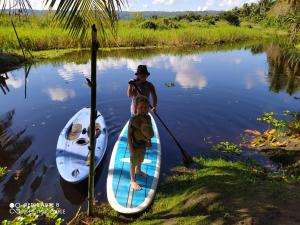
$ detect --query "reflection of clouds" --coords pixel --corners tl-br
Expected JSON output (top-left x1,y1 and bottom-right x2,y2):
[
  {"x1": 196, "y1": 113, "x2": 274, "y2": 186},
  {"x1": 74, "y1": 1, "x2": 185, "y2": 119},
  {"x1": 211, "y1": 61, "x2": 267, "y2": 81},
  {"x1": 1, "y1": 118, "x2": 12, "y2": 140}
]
[
  {"x1": 46, "y1": 87, "x2": 75, "y2": 102},
  {"x1": 57, "y1": 63, "x2": 91, "y2": 81},
  {"x1": 245, "y1": 77, "x2": 254, "y2": 90},
  {"x1": 225, "y1": 57, "x2": 242, "y2": 64},
  {"x1": 256, "y1": 69, "x2": 267, "y2": 84},
  {"x1": 56, "y1": 54, "x2": 207, "y2": 89},
  {"x1": 244, "y1": 69, "x2": 268, "y2": 90},
  {"x1": 5, "y1": 73, "x2": 24, "y2": 88},
  {"x1": 233, "y1": 58, "x2": 242, "y2": 64},
  {"x1": 169, "y1": 56, "x2": 207, "y2": 89}
]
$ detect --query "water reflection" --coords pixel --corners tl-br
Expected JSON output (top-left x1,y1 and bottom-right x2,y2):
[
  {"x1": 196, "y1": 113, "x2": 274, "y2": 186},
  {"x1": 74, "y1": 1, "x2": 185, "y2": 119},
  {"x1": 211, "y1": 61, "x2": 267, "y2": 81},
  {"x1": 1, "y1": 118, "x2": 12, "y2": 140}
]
[
  {"x1": 249, "y1": 41, "x2": 300, "y2": 95},
  {"x1": 0, "y1": 73, "x2": 10, "y2": 95},
  {"x1": 2, "y1": 155, "x2": 38, "y2": 203},
  {"x1": 266, "y1": 44, "x2": 300, "y2": 95},
  {"x1": 57, "y1": 54, "x2": 208, "y2": 90},
  {"x1": 46, "y1": 87, "x2": 76, "y2": 102},
  {"x1": 1, "y1": 64, "x2": 32, "y2": 99},
  {"x1": 0, "y1": 110, "x2": 32, "y2": 168}
]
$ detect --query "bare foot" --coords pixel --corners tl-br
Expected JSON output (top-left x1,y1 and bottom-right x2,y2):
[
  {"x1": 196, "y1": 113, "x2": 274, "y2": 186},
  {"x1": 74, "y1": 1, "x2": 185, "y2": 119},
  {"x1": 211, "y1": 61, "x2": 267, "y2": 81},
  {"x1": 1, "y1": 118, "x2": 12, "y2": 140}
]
[
  {"x1": 130, "y1": 181, "x2": 141, "y2": 190},
  {"x1": 137, "y1": 171, "x2": 148, "y2": 177}
]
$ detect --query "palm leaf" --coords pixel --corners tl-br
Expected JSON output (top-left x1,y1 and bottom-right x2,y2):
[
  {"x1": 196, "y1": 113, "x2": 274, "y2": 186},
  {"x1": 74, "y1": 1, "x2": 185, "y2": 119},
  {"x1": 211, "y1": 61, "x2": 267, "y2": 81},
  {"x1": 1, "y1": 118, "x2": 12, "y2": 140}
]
[
  {"x1": 44, "y1": 0, "x2": 127, "y2": 40},
  {"x1": 0, "y1": 0, "x2": 32, "y2": 15}
]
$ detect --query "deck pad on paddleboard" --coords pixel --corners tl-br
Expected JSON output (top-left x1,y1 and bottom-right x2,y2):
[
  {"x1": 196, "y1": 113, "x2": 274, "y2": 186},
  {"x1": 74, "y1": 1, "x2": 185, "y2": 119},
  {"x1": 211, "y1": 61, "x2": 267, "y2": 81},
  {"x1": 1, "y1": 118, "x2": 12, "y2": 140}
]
[
  {"x1": 56, "y1": 107, "x2": 108, "y2": 183},
  {"x1": 107, "y1": 114, "x2": 161, "y2": 214}
]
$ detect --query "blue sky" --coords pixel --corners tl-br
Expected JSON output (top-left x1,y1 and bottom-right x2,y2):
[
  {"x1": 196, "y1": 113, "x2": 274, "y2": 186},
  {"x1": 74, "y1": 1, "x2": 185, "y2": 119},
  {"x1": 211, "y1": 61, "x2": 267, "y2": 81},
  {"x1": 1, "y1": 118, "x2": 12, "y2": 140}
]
[{"x1": 29, "y1": 0, "x2": 259, "y2": 11}]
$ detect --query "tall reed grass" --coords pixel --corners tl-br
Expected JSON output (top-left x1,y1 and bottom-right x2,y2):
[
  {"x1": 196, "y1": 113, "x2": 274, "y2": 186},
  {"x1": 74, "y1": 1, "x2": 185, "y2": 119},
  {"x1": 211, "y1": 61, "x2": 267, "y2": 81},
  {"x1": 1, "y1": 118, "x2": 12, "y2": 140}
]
[{"x1": 0, "y1": 15, "x2": 271, "y2": 52}]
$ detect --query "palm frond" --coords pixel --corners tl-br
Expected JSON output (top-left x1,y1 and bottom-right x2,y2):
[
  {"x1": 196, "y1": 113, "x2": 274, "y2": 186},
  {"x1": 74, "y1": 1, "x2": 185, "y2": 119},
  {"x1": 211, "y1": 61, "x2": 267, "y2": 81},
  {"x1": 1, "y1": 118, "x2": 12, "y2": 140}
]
[
  {"x1": 0, "y1": 0, "x2": 32, "y2": 15},
  {"x1": 44, "y1": 0, "x2": 127, "y2": 41}
]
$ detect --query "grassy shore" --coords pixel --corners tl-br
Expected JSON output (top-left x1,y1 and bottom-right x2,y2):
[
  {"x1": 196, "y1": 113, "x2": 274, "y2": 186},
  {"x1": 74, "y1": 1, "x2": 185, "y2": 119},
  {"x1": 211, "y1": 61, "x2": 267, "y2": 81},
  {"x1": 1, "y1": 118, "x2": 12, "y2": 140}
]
[
  {"x1": 0, "y1": 19, "x2": 284, "y2": 53},
  {"x1": 73, "y1": 157, "x2": 300, "y2": 225}
]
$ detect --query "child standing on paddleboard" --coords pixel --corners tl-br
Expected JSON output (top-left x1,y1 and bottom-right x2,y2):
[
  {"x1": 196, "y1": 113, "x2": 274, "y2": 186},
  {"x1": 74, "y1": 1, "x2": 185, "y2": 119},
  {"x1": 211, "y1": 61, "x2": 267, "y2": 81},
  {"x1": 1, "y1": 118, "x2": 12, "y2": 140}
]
[
  {"x1": 127, "y1": 65, "x2": 157, "y2": 114},
  {"x1": 128, "y1": 95, "x2": 154, "y2": 190}
]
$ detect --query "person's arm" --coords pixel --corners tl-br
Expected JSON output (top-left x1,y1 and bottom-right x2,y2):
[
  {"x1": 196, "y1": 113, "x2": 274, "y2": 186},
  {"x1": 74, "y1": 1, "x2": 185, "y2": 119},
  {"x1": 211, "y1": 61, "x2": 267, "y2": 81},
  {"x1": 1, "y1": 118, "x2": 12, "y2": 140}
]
[
  {"x1": 127, "y1": 84, "x2": 135, "y2": 97},
  {"x1": 150, "y1": 84, "x2": 157, "y2": 112}
]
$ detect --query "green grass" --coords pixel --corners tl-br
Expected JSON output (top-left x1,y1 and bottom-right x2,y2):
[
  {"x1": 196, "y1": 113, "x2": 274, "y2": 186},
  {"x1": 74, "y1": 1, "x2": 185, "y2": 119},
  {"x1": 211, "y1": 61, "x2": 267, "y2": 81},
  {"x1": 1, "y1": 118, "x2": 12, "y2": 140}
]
[
  {"x1": 74, "y1": 157, "x2": 300, "y2": 225},
  {"x1": 0, "y1": 18, "x2": 279, "y2": 53}
]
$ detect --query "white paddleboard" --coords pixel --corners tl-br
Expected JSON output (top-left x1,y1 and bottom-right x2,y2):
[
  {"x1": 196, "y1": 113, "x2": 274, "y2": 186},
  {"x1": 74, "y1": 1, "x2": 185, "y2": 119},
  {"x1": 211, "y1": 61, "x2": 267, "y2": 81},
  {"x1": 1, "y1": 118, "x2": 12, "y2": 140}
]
[{"x1": 56, "y1": 107, "x2": 108, "y2": 183}]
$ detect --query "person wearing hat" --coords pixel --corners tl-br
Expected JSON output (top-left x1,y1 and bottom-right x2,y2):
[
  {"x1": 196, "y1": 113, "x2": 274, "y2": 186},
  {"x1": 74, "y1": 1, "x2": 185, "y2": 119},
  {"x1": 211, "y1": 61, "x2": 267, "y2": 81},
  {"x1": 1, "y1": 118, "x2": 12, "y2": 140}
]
[
  {"x1": 127, "y1": 65, "x2": 157, "y2": 115},
  {"x1": 128, "y1": 95, "x2": 154, "y2": 190}
]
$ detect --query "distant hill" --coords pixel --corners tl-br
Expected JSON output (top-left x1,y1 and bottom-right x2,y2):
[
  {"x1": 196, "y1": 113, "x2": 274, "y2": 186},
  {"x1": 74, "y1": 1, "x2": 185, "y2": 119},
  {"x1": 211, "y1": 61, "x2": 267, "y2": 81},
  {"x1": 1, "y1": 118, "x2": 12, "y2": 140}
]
[
  {"x1": 2, "y1": 10, "x2": 222, "y2": 19},
  {"x1": 119, "y1": 11, "x2": 222, "y2": 19}
]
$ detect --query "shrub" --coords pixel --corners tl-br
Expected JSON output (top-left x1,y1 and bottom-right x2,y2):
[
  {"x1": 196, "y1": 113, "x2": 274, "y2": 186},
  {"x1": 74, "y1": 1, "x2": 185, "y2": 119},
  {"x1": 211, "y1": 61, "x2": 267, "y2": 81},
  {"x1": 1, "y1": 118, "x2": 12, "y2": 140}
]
[
  {"x1": 140, "y1": 21, "x2": 158, "y2": 30},
  {"x1": 223, "y1": 13, "x2": 240, "y2": 26}
]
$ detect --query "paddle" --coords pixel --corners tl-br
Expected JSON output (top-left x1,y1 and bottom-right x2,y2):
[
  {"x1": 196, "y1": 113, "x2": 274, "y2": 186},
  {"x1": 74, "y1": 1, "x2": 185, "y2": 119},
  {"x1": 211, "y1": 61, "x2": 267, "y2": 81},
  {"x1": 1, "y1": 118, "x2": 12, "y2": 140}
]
[{"x1": 128, "y1": 79, "x2": 193, "y2": 167}]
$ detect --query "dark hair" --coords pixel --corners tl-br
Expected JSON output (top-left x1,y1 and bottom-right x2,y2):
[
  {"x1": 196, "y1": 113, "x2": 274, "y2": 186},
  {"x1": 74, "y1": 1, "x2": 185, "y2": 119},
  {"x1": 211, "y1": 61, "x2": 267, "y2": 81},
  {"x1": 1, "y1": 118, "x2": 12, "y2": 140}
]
[{"x1": 135, "y1": 95, "x2": 149, "y2": 107}]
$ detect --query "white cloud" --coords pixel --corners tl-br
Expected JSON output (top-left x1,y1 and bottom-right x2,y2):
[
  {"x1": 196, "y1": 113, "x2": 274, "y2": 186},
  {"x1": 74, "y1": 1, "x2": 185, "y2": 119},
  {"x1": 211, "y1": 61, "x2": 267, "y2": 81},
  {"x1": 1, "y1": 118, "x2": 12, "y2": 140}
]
[
  {"x1": 152, "y1": 0, "x2": 177, "y2": 5},
  {"x1": 143, "y1": 4, "x2": 149, "y2": 9},
  {"x1": 46, "y1": 88, "x2": 75, "y2": 102},
  {"x1": 197, "y1": 0, "x2": 214, "y2": 11},
  {"x1": 198, "y1": 0, "x2": 258, "y2": 11}
]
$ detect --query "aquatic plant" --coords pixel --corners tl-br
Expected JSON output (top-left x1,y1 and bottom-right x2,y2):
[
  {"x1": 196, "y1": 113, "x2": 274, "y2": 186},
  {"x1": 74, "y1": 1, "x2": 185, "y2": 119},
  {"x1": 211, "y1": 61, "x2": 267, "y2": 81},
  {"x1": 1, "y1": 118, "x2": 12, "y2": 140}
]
[
  {"x1": 257, "y1": 110, "x2": 299, "y2": 135},
  {"x1": 257, "y1": 112, "x2": 287, "y2": 130},
  {"x1": 213, "y1": 141, "x2": 241, "y2": 155}
]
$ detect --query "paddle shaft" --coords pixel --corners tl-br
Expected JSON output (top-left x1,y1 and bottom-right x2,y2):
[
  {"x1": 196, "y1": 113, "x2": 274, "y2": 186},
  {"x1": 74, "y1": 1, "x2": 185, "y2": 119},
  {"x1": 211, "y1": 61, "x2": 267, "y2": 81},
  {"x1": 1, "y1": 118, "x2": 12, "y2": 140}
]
[{"x1": 129, "y1": 80, "x2": 193, "y2": 166}]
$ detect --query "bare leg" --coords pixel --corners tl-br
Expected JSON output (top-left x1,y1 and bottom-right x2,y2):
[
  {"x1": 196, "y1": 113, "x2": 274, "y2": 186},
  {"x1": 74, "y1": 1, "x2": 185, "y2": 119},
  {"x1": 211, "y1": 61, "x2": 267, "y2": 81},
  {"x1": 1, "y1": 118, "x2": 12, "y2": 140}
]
[
  {"x1": 130, "y1": 163, "x2": 141, "y2": 190},
  {"x1": 136, "y1": 162, "x2": 148, "y2": 177}
]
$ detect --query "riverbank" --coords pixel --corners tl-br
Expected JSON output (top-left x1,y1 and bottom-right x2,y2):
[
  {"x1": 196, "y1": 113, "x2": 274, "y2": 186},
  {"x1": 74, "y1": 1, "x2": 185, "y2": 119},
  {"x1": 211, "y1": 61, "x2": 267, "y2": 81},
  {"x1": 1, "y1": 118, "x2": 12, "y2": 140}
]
[
  {"x1": 0, "y1": 53, "x2": 27, "y2": 73},
  {"x1": 72, "y1": 157, "x2": 300, "y2": 225},
  {"x1": 0, "y1": 20, "x2": 286, "y2": 52}
]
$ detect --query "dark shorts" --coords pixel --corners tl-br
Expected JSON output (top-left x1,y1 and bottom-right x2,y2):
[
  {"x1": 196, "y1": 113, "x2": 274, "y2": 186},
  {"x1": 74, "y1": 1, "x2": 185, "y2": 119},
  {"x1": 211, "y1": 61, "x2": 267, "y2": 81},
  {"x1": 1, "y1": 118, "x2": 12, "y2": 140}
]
[{"x1": 130, "y1": 148, "x2": 146, "y2": 166}]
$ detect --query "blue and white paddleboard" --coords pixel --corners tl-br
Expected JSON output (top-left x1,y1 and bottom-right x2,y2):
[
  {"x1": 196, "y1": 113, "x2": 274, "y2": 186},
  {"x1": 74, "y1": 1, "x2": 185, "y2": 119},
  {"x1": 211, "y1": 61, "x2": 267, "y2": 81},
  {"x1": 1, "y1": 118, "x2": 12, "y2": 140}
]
[
  {"x1": 56, "y1": 107, "x2": 108, "y2": 183},
  {"x1": 107, "y1": 114, "x2": 161, "y2": 214}
]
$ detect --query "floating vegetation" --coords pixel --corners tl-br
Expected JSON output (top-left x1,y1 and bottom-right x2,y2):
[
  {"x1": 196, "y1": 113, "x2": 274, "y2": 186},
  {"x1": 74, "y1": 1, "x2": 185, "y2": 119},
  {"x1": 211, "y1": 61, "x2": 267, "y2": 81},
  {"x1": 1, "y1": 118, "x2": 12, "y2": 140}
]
[
  {"x1": 212, "y1": 141, "x2": 241, "y2": 155},
  {"x1": 164, "y1": 82, "x2": 175, "y2": 87}
]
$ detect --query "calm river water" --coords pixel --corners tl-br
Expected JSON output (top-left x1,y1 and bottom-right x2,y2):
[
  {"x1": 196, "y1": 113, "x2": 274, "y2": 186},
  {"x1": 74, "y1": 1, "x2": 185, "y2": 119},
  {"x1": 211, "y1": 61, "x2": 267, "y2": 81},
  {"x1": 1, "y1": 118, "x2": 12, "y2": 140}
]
[{"x1": 0, "y1": 43, "x2": 299, "y2": 221}]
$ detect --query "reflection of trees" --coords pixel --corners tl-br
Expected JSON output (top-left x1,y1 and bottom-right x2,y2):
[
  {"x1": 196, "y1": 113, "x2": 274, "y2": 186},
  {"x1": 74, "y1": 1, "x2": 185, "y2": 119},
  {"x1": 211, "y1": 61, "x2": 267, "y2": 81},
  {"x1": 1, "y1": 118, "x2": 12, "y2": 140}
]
[
  {"x1": 0, "y1": 110, "x2": 32, "y2": 168},
  {"x1": 0, "y1": 110, "x2": 35, "y2": 205},
  {"x1": 2, "y1": 156, "x2": 37, "y2": 203},
  {"x1": 265, "y1": 43, "x2": 300, "y2": 95}
]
